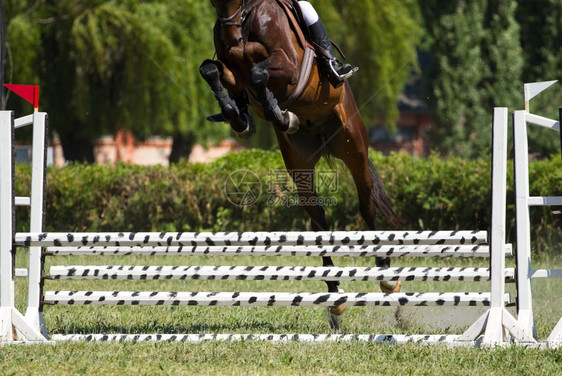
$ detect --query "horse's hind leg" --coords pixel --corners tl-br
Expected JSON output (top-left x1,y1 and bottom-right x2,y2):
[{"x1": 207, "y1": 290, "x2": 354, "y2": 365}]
[
  {"x1": 199, "y1": 60, "x2": 255, "y2": 137},
  {"x1": 273, "y1": 131, "x2": 345, "y2": 323},
  {"x1": 342, "y1": 156, "x2": 402, "y2": 293},
  {"x1": 329, "y1": 85, "x2": 401, "y2": 293}
]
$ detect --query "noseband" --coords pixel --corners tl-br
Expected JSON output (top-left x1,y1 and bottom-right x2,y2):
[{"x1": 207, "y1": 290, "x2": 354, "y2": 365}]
[{"x1": 216, "y1": 0, "x2": 266, "y2": 27}]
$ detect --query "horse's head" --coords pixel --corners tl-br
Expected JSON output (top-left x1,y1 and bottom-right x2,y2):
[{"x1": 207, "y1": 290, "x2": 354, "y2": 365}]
[
  {"x1": 210, "y1": 0, "x2": 263, "y2": 49},
  {"x1": 209, "y1": 0, "x2": 245, "y2": 25}
]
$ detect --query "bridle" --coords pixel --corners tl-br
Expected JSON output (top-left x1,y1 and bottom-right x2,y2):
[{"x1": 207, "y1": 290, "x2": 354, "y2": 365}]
[{"x1": 216, "y1": 0, "x2": 266, "y2": 27}]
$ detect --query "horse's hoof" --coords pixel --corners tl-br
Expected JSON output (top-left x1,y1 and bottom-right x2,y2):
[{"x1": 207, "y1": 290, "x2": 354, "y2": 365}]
[
  {"x1": 234, "y1": 125, "x2": 253, "y2": 138},
  {"x1": 325, "y1": 308, "x2": 342, "y2": 331},
  {"x1": 329, "y1": 306, "x2": 347, "y2": 316},
  {"x1": 329, "y1": 287, "x2": 346, "y2": 316},
  {"x1": 380, "y1": 280, "x2": 402, "y2": 293},
  {"x1": 233, "y1": 114, "x2": 255, "y2": 138},
  {"x1": 284, "y1": 111, "x2": 299, "y2": 134}
]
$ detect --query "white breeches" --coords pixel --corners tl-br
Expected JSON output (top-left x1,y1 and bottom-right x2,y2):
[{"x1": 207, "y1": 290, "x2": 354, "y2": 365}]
[{"x1": 298, "y1": 1, "x2": 319, "y2": 26}]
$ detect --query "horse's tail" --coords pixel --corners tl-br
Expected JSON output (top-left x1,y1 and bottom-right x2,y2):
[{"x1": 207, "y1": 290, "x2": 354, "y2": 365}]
[{"x1": 368, "y1": 159, "x2": 404, "y2": 228}]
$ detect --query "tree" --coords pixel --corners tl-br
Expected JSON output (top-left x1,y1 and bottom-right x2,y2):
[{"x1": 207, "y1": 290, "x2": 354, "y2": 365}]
[
  {"x1": 516, "y1": 0, "x2": 562, "y2": 155},
  {"x1": 6, "y1": 0, "x2": 227, "y2": 162},
  {"x1": 420, "y1": 0, "x2": 523, "y2": 158},
  {"x1": 312, "y1": 0, "x2": 422, "y2": 127},
  {"x1": 5, "y1": 1, "x2": 423, "y2": 161}
]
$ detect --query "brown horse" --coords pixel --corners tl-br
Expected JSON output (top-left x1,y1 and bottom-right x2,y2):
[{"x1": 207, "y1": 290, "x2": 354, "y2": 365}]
[{"x1": 200, "y1": 0, "x2": 402, "y2": 326}]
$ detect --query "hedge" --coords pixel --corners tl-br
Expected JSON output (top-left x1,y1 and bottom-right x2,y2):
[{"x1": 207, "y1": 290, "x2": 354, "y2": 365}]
[{"x1": 13, "y1": 149, "x2": 561, "y2": 255}]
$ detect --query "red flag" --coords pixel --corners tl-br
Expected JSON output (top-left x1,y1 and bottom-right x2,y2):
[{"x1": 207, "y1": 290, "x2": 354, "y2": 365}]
[{"x1": 3, "y1": 84, "x2": 40, "y2": 110}]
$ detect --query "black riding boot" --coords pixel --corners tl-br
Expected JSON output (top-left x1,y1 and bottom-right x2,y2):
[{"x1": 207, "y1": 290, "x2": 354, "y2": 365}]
[{"x1": 308, "y1": 19, "x2": 356, "y2": 88}]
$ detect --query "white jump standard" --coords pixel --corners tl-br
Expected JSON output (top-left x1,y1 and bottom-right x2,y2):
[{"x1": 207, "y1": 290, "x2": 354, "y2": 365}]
[
  {"x1": 514, "y1": 80, "x2": 562, "y2": 345},
  {"x1": 1, "y1": 110, "x2": 50, "y2": 343}
]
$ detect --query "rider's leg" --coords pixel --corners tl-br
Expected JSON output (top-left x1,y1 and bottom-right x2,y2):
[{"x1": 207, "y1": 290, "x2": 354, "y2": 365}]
[{"x1": 298, "y1": 1, "x2": 356, "y2": 88}]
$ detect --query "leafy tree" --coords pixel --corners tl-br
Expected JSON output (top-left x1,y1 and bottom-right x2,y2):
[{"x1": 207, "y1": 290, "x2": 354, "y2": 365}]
[
  {"x1": 4, "y1": 1, "x2": 423, "y2": 160},
  {"x1": 312, "y1": 0, "x2": 422, "y2": 127},
  {"x1": 421, "y1": 0, "x2": 488, "y2": 158},
  {"x1": 5, "y1": 0, "x2": 228, "y2": 162},
  {"x1": 516, "y1": 0, "x2": 562, "y2": 155},
  {"x1": 484, "y1": 0, "x2": 524, "y2": 110},
  {"x1": 421, "y1": 0, "x2": 562, "y2": 158},
  {"x1": 420, "y1": 0, "x2": 523, "y2": 158}
]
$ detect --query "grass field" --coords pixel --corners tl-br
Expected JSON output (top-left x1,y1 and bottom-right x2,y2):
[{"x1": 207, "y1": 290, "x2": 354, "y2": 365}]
[{"x1": 2, "y1": 251, "x2": 561, "y2": 375}]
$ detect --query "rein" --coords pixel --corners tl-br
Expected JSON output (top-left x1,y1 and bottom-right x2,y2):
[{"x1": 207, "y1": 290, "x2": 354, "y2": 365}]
[{"x1": 216, "y1": 0, "x2": 266, "y2": 27}]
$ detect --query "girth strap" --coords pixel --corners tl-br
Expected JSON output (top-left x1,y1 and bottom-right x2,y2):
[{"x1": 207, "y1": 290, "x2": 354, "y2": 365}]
[{"x1": 279, "y1": 45, "x2": 315, "y2": 108}]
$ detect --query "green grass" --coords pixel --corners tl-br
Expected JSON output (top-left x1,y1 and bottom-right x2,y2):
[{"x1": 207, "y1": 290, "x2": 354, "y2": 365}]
[
  {"x1": 1, "y1": 341, "x2": 561, "y2": 376},
  {"x1": 3, "y1": 253, "x2": 561, "y2": 375}
]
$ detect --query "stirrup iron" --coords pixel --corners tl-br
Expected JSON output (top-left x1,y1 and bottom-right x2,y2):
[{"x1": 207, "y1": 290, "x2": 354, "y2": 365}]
[{"x1": 329, "y1": 59, "x2": 358, "y2": 81}]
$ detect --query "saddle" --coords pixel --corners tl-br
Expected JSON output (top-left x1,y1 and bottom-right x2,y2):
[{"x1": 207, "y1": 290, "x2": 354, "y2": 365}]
[
  {"x1": 276, "y1": 0, "x2": 312, "y2": 50},
  {"x1": 276, "y1": 0, "x2": 348, "y2": 60},
  {"x1": 273, "y1": 0, "x2": 316, "y2": 108}
]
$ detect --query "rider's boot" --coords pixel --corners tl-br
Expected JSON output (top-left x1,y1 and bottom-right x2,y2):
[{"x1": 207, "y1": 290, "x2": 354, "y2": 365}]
[{"x1": 308, "y1": 19, "x2": 357, "y2": 88}]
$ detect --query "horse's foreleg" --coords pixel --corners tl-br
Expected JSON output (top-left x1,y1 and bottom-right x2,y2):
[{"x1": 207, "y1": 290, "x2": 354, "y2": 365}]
[
  {"x1": 250, "y1": 62, "x2": 299, "y2": 134},
  {"x1": 199, "y1": 60, "x2": 255, "y2": 137}
]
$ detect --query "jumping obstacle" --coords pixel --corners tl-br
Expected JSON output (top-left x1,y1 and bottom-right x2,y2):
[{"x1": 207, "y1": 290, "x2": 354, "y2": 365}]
[
  {"x1": 0, "y1": 108, "x2": 521, "y2": 347},
  {"x1": 514, "y1": 81, "x2": 562, "y2": 344},
  {"x1": 1, "y1": 82, "x2": 560, "y2": 347},
  {"x1": 17, "y1": 231, "x2": 513, "y2": 310},
  {"x1": 21, "y1": 229, "x2": 514, "y2": 346}
]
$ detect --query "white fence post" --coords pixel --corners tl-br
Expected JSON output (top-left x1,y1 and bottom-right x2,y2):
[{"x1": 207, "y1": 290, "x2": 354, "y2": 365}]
[
  {"x1": 0, "y1": 111, "x2": 16, "y2": 340},
  {"x1": 559, "y1": 107, "x2": 562, "y2": 160},
  {"x1": 0, "y1": 111, "x2": 47, "y2": 343},
  {"x1": 459, "y1": 108, "x2": 535, "y2": 345},
  {"x1": 513, "y1": 97, "x2": 562, "y2": 346},
  {"x1": 555, "y1": 106, "x2": 562, "y2": 345},
  {"x1": 24, "y1": 112, "x2": 49, "y2": 337},
  {"x1": 513, "y1": 109, "x2": 536, "y2": 340}
]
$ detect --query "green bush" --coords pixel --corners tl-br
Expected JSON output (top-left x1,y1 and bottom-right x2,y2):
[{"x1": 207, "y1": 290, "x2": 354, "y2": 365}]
[{"x1": 13, "y1": 150, "x2": 561, "y2": 255}]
